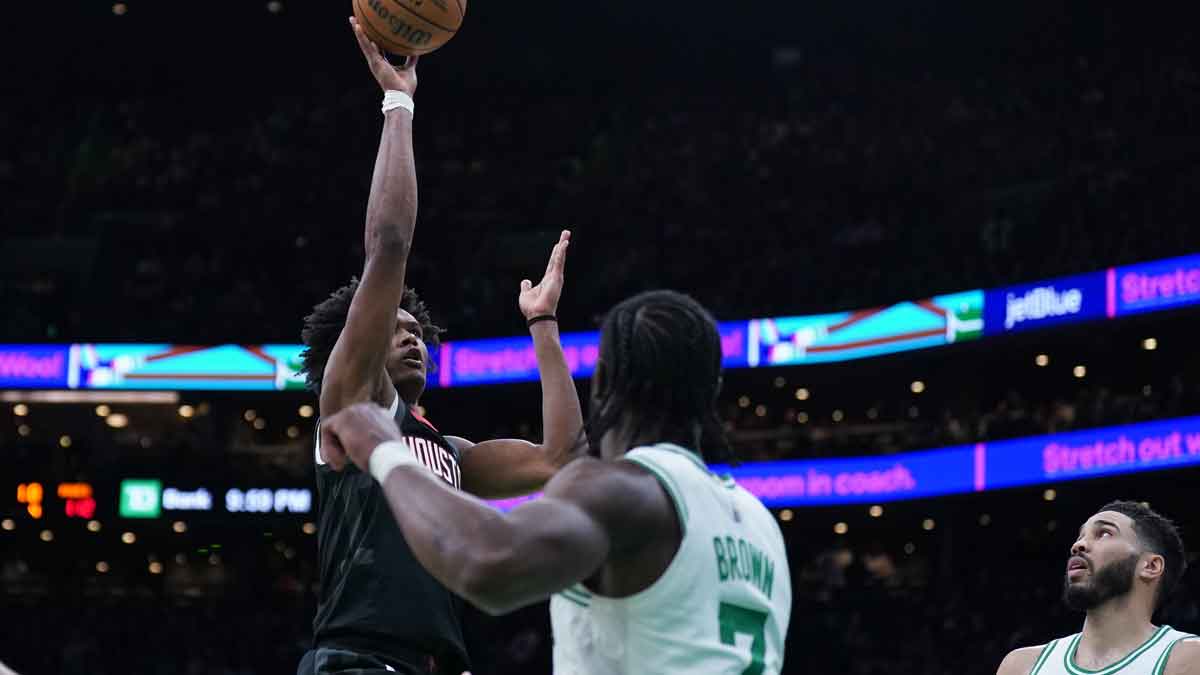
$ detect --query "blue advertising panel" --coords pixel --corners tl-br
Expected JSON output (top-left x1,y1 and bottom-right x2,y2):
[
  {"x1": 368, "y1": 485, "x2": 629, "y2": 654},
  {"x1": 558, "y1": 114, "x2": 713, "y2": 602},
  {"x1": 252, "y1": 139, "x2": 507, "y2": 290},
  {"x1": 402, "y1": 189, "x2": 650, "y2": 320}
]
[
  {"x1": 983, "y1": 416, "x2": 1200, "y2": 490},
  {"x1": 709, "y1": 445, "x2": 978, "y2": 507},
  {"x1": 748, "y1": 290, "x2": 983, "y2": 367},
  {"x1": 487, "y1": 417, "x2": 1200, "y2": 510},
  {"x1": 434, "y1": 322, "x2": 751, "y2": 388},
  {"x1": 0, "y1": 345, "x2": 72, "y2": 389},
  {"x1": 75, "y1": 344, "x2": 302, "y2": 391},
  {"x1": 1112, "y1": 253, "x2": 1200, "y2": 317},
  {"x1": 983, "y1": 270, "x2": 1108, "y2": 336}
]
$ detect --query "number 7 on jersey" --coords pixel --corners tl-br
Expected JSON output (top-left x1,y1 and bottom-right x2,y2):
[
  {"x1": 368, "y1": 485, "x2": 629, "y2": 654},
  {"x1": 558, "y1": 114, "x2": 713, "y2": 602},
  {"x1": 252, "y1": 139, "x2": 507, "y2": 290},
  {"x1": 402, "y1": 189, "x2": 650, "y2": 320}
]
[{"x1": 719, "y1": 602, "x2": 768, "y2": 675}]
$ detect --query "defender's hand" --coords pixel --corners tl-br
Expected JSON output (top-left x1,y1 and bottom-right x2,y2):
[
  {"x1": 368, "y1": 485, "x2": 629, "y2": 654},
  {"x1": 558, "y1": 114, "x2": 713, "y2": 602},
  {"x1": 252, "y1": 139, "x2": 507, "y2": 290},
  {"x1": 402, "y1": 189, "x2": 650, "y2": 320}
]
[
  {"x1": 519, "y1": 230, "x2": 571, "y2": 320},
  {"x1": 350, "y1": 17, "x2": 418, "y2": 95},
  {"x1": 320, "y1": 401, "x2": 406, "y2": 472}
]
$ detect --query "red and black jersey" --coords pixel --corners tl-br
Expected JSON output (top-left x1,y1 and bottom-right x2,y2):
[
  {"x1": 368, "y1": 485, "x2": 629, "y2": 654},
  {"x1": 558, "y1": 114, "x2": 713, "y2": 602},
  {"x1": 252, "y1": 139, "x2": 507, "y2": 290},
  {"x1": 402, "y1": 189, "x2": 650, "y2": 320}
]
[{"x1": 311, "y1": 395, "x2": 467, "y2": 670}]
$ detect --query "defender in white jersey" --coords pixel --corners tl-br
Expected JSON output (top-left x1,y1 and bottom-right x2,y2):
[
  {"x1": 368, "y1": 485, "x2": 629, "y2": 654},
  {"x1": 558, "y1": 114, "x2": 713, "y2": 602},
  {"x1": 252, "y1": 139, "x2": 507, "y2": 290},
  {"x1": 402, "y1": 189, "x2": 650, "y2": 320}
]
[
  {"x1": 317, "y1": 290, "x2": 794, "y2": 674},
  {"x1": 997, "y1": 501, "x2": 1199, "y2": 675}
]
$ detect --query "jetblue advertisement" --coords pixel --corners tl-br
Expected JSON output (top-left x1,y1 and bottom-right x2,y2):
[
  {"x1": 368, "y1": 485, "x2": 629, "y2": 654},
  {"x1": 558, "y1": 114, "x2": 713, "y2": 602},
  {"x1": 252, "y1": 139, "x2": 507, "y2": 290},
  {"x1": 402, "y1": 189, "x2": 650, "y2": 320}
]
[{"x1": 983, "y1": 271, "x2": 1108, "y2": 336}]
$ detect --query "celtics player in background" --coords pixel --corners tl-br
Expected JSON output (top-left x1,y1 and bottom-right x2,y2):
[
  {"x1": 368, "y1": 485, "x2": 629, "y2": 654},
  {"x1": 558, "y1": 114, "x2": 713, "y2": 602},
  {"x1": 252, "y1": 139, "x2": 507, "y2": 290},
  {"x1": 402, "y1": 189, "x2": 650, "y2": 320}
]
[
  {"x1": 319, "y1": 290, "x2": 793, "y2": 674},
  {"x1": 997, "y1": 501, "x2": 1198, "y2": 675},
  {"x1": 295, "y1": 18, "x2": 585, "y2": 675}
]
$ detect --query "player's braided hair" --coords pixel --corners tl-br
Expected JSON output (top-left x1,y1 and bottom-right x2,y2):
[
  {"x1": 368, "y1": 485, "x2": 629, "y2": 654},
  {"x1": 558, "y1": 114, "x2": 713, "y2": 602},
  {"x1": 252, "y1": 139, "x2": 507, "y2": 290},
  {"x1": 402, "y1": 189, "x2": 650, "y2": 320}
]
[
  {"x1": 587, "y1": 290, "x2": 734, "y2": 463},
  {"x1": 298, "y1": 278, "x2": 443, "y2": 394},
  {"x1": 1097, "y1": 500, "x2": 1188, "y2": 614}
]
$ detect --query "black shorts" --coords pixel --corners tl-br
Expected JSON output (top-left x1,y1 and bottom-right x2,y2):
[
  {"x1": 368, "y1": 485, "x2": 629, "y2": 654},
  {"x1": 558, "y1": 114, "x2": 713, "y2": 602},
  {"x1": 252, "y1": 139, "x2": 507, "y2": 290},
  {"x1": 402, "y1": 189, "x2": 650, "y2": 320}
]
[{"x1": 297, "y1": 647, "x2": 435, "y2": 675}]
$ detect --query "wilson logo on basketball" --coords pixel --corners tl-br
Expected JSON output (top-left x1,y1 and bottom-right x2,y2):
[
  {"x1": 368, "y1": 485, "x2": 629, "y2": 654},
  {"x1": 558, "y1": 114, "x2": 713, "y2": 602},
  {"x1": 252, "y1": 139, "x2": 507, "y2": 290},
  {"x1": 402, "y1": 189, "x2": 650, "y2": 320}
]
[{"x1": 366, "y1": 0, "x2": 433, "y2": 46}]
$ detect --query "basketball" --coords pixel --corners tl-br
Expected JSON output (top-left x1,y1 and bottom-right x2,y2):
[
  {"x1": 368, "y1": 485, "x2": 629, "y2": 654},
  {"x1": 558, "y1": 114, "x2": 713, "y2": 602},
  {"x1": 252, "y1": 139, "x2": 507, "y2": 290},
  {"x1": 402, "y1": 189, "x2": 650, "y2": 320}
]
[{"x1": 352, "y1": 0, "x2": 467, "y2": 56}]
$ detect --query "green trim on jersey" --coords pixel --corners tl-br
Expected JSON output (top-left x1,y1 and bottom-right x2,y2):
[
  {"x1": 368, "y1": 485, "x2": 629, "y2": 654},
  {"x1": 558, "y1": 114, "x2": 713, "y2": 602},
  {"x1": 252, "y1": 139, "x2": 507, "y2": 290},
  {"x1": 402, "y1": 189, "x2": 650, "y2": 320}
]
[
  {"x1": 1064, "y1": 626, "x2": 1170, "y2": 675},
  {"x1": 558, "y1": 584, "x2": 592, "y2": 607},
  {"x1": 625, "y1": 455, "x2": 690, "y2": 530},
  {"x1": 557, "y1": 591, "x2": 589, "y2": 608},
  {"x1": 1152, "y1": 635, "x2": 1198, "y2": 675},
  {"x1": 1031, "y1": 640, "x2": 1061, "y2": 675}
]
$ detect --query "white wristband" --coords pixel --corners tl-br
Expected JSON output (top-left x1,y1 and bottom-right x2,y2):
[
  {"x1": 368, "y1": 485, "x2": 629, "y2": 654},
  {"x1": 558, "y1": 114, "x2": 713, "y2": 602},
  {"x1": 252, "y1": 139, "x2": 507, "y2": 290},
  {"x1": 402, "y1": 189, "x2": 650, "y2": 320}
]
[
  {"x1": 381, "y1": 90, "x2": 415, "y2": 116},
  {"x1": 368, "y1": 440, "x2": 418, "y2": 483}
]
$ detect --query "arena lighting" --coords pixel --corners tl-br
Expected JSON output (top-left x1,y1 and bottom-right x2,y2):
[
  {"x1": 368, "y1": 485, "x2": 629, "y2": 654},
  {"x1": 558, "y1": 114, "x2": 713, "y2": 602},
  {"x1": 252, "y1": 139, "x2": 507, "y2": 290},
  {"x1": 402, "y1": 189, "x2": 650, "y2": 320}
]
[
  {"x1": 173, "y1": 521, "x2": 187, "y2": 533},
  {"x1": 96, "y1": 561, "x2": 109, "y2": 573},
  {"x1": 1143, "y1": 337, "x2": 1158, "y2": 351},
  {"x1": 178, "y1": 405, "x2": 195, "y2": 418},
  {"x1": 1035, "y1": 354, "x2": 1050, "y2": 367},
  {"x1": 111, "y1": 3, "x2": 127, "y2": 15},
  {"x1": 1043, "y1": 488, "x2": 1057, "y2": 501},
  {"x1": 106, "y1": 413, "x2": 129, "y2": 428},
  {"x1": 869, "y1": 505, "x2": 884, "y2": 518},
  {"x1": 773, "y1": 376, "x2": 786, "y2": 388},
  {"x1": 1073, "y1": 365, "x2": 1087, "y2": 378},
  {"x1": 796, "y1": 412, "x2": 809, "y2": 424},
  {"x1": 778, "y1": 509, "x2": 794, "y2": 522},
  {"x1": 1, "y1": 519, "x2": 14, "y2": 531},
  {"x1": 17, "y1": 424, "x2": 30, "y2": 437},
  {"x1": 754, "y1": 405, "x2": 767, "y2": 418},
  {"x1": 0, "y1": 391, "x2": 178, "y2": 404},
  {"x1": 922, "y1": 519, "x2": 936, "y2": 531},
  {"x1": 737, "y1": 396, "x2": 750, "y2": 409},
  {"x1": 910, "y1": 380, "x2": 925, "y2": 394},
  {"x1": 244, "y1": 409, "x2": 257, "y2": 422},
  {"x1": 832, "y1": 409, "x2": 844, "y2": 423},
  {"x1": 298, "y1": 405, "x2": 314, "y2": 418},
  {"x1": 287, "y1": 426, "x2": 300, "y2": 438},
  {"x1": 149, "y1": 562, "x2": 163, "y2": 575},
  {"x1": 122, "y1": 531, "x2": 136, "y2": 544},
  {"x1": 40, "y1": 529, "x2": 53, "y2": 542},
  {"x1": 13, "y1": 403, "x2": 28, "y2": 416},
  {"x1": 266, "y1": 0, "x2": 283, "y2": 13},
  {"x1": 59, "y1": 435, "x2": 71, "y2": 448},
  {"x1": 302, "y1": 522, "x2": 316, "y2": 535},
  {"x1": 87, "y1": 520, "x2": 101, "y2": 532},
  {"x1": 834, "y1": 522, "x2": 849, "y2": 535},
  {"x1": 794, "y1": 388, "x2": 810, "y2": 401},
  {"x1": 253, "y1": 418, "x2": 266, "y2": 430},
  {"x1": 979, "y1": 514, "x2": 992, "y2": 526}
]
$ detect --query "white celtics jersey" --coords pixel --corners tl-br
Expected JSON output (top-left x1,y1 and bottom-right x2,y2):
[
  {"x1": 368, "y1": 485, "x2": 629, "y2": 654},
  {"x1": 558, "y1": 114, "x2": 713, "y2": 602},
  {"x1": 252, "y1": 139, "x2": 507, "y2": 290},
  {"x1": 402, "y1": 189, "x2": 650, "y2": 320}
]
[
  {"x1": 550, "y1": 443, "x2": 792, "y2": 675},
  {"x1": 1029, "y1": 626, "x2": 1197, "y2": 675}
]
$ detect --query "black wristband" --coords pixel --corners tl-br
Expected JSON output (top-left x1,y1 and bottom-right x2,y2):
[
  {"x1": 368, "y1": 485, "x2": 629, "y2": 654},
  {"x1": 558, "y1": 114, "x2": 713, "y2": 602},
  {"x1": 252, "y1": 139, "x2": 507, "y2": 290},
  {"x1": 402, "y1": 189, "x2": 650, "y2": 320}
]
[{"x1": 527, "y1": 314, "x2": 557, "y2": 328}]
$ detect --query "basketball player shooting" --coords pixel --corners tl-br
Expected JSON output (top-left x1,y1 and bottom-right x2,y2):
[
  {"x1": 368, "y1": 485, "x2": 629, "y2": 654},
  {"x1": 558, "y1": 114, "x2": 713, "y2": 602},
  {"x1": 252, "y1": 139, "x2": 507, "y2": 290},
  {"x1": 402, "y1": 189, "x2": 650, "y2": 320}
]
[
  {"x1": 319, "y1": 290, "x2": 794, "y2": 674},
  {"x1": 294, "y1": 19, "x2": 585, "y2": 675},
  {"x1": 996, "y1": 502, "x2": 1198, "y2": 675}
]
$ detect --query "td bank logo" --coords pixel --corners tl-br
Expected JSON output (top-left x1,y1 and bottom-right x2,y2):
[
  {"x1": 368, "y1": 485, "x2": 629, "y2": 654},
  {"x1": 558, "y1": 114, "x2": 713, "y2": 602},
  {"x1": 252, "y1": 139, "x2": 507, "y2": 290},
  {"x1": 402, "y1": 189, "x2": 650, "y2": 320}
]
[{"x1": 119, "y1": 479, "x2": 162, "y2": 518}]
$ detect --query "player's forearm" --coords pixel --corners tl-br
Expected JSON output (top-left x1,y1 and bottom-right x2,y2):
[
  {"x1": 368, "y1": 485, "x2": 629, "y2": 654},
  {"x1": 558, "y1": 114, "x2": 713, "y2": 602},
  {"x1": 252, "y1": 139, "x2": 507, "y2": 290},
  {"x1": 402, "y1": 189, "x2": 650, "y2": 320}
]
[
  {"x1": 363, "y1": 110, "x2": 418, "y2": 259},
  {"x1": 379, "y1": 465, "x2": 525, "y2": 612},
  {"x1": 530, "y1": 321, "x2": 585, "y2": 466}
]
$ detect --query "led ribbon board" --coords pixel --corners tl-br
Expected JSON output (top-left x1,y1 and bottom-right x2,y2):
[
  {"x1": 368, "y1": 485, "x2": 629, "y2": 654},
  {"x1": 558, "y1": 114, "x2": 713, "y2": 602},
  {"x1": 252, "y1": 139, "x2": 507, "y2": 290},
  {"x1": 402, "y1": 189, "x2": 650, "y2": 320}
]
[
  {"x1": 1, "y1": 254, "x2": 1196, "y2": 391},
  {"x1": 487, "y1": 416, "x2": 1200, "y2": 510}
]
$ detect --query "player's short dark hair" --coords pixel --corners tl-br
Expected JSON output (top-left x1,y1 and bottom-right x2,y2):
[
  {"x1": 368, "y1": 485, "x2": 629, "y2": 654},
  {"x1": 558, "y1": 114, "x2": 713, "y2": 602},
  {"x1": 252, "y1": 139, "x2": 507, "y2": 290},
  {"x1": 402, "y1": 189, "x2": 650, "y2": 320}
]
[
  {"x1": 1098, "y1": 500, "x2": 1188, "y2": 613},
  {"x1": 587, "y1": 290, "x2": 733, "y2": 463},
  {"x1": 298, "y1": 278, "x2": 443, "y2": 394}
]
